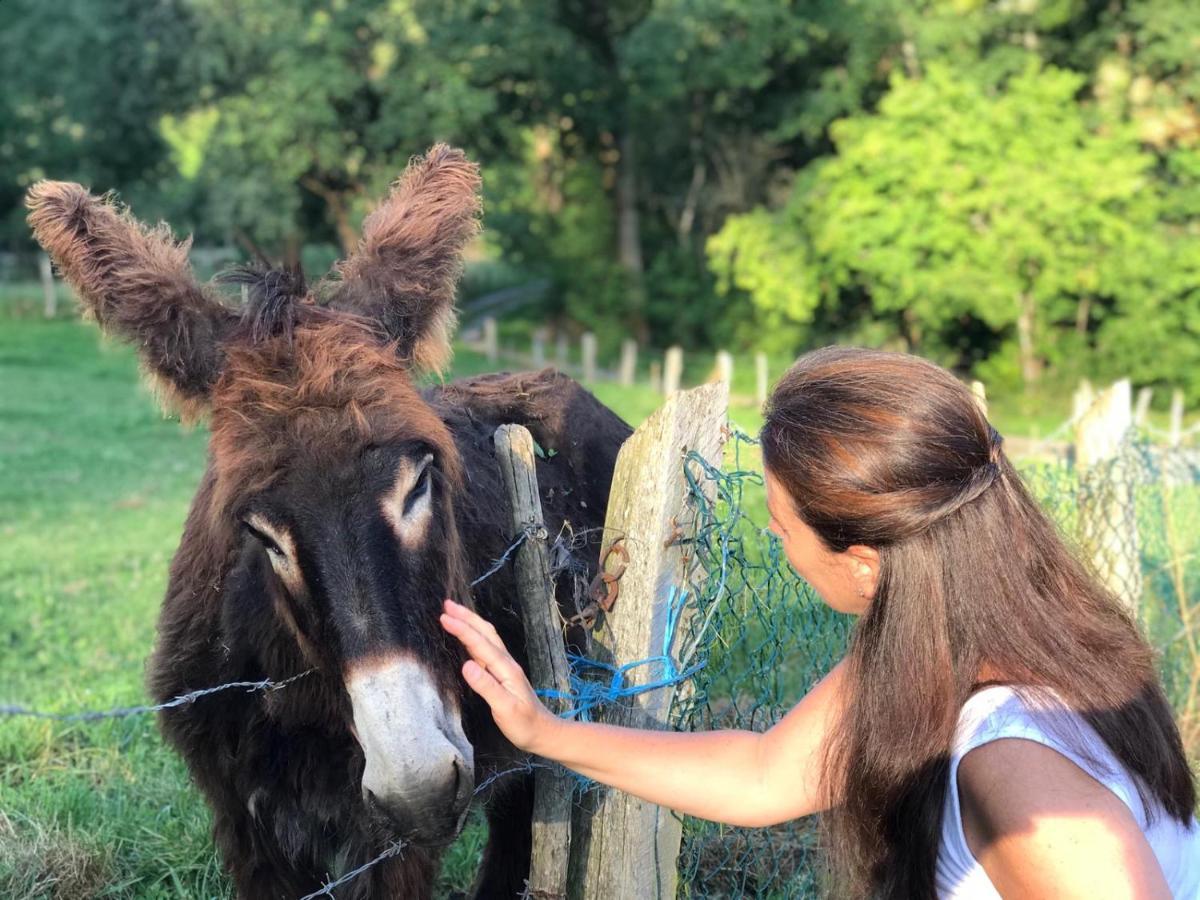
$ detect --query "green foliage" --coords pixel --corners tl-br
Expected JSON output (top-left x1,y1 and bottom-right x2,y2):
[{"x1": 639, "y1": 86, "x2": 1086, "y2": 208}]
[
  {"x1": 710, "y1": 61, "x2": 1200, "y2": 390},
  {"x1": 0, "y1": 0, "x2": 197, "y2": 243},
  {"x1": 3, "y1": 0, "x2": 1200, "y2": 394}
]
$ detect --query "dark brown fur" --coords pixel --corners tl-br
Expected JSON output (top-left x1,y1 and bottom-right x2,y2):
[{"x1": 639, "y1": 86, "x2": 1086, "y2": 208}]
[{"x1": 27, "y1": 148, "x2": 632, "y2": 899}]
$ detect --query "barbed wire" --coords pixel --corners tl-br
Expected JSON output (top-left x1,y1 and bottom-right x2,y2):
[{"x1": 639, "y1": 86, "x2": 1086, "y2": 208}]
[
  {"x1": 297, "y1": 841, "x2": 408, "y2": 900},
  {"x1": 2, "y1": 526, "x2": 539, "y2": 722},
  {"x1": 0, "y1": 669, "x2": 315, "y2": 722}
]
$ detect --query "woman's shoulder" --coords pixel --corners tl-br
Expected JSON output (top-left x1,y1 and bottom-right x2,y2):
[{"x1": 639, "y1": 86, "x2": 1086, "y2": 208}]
[
  {"x1": 942, "y1": 686, "x2": 1200, "y2": 898},
  {"x1": 952, "y1": 684, "x2": 1143, "y2": 817}
]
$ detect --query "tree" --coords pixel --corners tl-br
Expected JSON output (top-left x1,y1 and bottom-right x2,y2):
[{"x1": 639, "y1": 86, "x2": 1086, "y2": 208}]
[
  {"x1": 709, "y1": 63, "x2": 1195, "y2": 386},
  {"x1": 0, "y1": 0, "x2": 196, "y2": 245}
]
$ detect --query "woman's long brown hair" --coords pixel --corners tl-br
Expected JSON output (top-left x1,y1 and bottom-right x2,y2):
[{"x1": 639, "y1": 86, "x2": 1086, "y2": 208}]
[{"x1": 760, "y1": 346, "x2": 1195, "y2": 898}]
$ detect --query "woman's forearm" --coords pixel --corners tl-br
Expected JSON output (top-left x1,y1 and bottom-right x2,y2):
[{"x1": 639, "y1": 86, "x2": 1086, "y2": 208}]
[
  {"x1": 441, "y1": 599, "x2": 840, "y2": 825},
  {"x1": 530, "y1": 717, "x2": 787, "y2": 827}
]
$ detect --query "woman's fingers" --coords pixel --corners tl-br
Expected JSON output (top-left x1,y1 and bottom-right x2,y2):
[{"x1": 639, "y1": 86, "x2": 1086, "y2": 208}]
[
  {"x1": 442, "y1": 599, "x2": 505, "y2": 650},
  {"x1": 461, "y1": 659, "x2": 510, "y2": 709},
  {"x1": 440, "y1": 613, "x2": 510, "y2": 670},
  {"x1": 440, "y1": 610, "x2": 527, "y2": 690}
]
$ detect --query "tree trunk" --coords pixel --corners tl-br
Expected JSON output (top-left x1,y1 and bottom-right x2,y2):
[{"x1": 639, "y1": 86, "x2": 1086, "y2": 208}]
[
  {"x1": 301, "y1": 176, "x2": 358, "y2": 255},
  {"x1": 616, "y1": 127, "x2": 648, "y2": 343},
  {"x1": 1017, "y1": 292, "x2": 1041, "y2": 386},
  {"x1": 1075, "y1": 295, "x2": 1092, "y2": 335}
]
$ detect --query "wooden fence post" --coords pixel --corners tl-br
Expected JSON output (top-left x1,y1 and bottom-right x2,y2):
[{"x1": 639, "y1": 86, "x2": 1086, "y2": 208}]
[
  {"x1": 1074, "y1": 379, "x2": 1141, "y2": 613},
  {"x1": 619, "y1": 339, "x2": 638, "y2": 387},
  {"x1": 713, "y1": 350, "x2": 733, "y2": 386},
  {"x1": 532, "y1": 330, "x2": 547, "y2": 368},
  {"x1": 581, "y1": 332, "x2": 597, "y2": 384},
  {"x1": 1134, "y1": 387, "x2": 1153, "y2": 427},
  {"x1": 569, "y1": 381, "x2": 729, "y2": 900},
  {"x1": 1073, "y1": 379, "x2": 1095, "y2": 422},
  {"x1": 39, "y1": 253, "x2": 57, "y2": 318},
  {"x1": 483, "y1": 317, "x2": 498, "y2": 363},
  {"x1": 494, "y1": 424, "x2": 574, "y2": 900},
  {"x1": 648, "y1": 361, "x2": 662, "y2": 394},
  {"x1": 556, "y1": 333, "x2": 570, "y2": 371},
  {"x1": 1169, "y1": 389, "x2": 1184, "y2": 447},
  {"x1": 755, "y1": 353, "x2": 769, "y2": 407},
  {"x1": 662, "y1": 347, "x2": 683, "y2": 396}
]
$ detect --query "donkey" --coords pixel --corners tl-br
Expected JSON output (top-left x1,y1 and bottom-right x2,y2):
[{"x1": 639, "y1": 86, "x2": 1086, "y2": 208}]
[{"x1": 27, "y1": 145, "x2": 630, "y2": 898}]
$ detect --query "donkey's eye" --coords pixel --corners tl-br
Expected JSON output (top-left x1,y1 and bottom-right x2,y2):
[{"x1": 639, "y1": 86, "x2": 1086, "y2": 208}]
[
  {"x1": 403, "y1": 462, "x2": 432, "y2": 517},
  {"x1": 243, "y1": 521, "x2": 284, "y2": 557}
]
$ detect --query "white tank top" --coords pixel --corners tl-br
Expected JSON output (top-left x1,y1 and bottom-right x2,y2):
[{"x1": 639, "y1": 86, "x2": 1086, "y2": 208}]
[{"x1": 936, "y1": 685, "x2": 1200, "y2": 898}]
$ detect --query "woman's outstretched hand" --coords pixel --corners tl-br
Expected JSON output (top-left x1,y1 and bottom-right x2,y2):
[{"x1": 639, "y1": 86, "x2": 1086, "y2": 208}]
[{"x1": 439, "y1": 599, "x2": 559, "y2": 754}]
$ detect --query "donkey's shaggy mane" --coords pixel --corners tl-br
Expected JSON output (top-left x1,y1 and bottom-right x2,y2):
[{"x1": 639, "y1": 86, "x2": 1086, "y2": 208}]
[{"x1": 208, "y1": 318, "x2": 463, "y2": 528}]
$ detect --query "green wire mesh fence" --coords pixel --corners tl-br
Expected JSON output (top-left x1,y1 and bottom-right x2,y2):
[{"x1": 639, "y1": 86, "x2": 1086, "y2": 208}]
[{"x1": 668, "y1": 428, "x2": 1200, "y2": 898}]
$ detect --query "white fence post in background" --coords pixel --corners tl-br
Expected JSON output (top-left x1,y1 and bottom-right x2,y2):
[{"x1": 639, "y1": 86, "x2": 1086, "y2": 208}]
[
  {"x1": 532, "y1": 329, "x2": 547, "y2": 368},
  {"x1": 555, "y1": 333, "x2": 569, "y2": 371},
  {"x1": 619, "y1": 339, "x2": 637, "y2": 387},
  {"x1": 1074, "y1": 379, "x2": 1141, "y2": 614},
  {"x1": 663, "y1": 346, "x2": 683, "y2": 396},
  {"x1": 39, "y1": 253, "x2": 57, "y2": 318},
  {"x1": 581, "y1": 332, "x2": 597, "y2": 384},
  {"x1": 1073, "y1": 379, "x2": 1095, "y2": 422},
  {"x1": 1169, "y1": 389, "x2": 1184, "y2": 447},
  {"x1": 570, "y1": 381, "x2": 729, "y2": 900},
  {"x1": 648, "y1": 361, "x2": 662, "y2": 394},
  {"x1": 1134, "y1": 387, "x2": 1153, "y2": 427},
  {"x1": 970, "y1": 380, "x2": 988, "y2": 417},
  {"x1": 755, "y1": 353, "x2": 769, "y2": 407},
  {"x1": 713, "y1": 350, "x2": 733, "y2": 386},
  {"x1": 483, "y1": 316, "x2": 498, "y2": 363}
]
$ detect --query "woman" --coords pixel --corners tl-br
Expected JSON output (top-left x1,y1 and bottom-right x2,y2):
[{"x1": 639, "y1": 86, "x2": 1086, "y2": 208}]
[{"x1": 440, "y1": 347, "x2": 1200, "y2": 898}]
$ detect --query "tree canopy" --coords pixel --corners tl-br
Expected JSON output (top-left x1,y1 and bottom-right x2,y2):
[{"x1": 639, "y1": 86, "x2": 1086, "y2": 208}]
[{"x1": 2, "y1": 0, "x2": 1197, "y2": 395}]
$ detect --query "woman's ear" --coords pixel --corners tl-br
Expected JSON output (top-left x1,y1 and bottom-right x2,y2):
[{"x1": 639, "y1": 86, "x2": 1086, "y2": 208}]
[{"x1": 846, "y1": 544, "x2": 881, "y2": 599}]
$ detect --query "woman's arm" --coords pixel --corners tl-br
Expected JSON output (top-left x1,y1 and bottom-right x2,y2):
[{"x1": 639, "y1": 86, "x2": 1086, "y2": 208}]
[
  {"x1": 958, "y1": 738, "x2": 1173, "y2": 899},
  {"x1": 439, "y1": 599, "x2": 846, "y2": 827}
]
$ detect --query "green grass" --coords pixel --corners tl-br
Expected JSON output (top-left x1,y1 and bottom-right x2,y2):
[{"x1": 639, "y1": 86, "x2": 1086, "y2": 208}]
[
  {"x1": 0, "y1": 315, "x2": 697, "y2": 899},
  {"x1": 3, "y1": 296, "x2": 1198, "y2": 898}
]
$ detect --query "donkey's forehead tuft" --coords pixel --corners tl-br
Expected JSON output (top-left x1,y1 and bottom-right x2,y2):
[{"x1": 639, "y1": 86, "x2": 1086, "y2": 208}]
[{"x1": 206, "y1": 318, "x2": 461, "y2": 521}]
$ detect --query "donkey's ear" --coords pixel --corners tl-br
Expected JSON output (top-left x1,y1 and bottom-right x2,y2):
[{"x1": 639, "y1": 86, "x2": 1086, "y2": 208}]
[
  {"x1": 333, "y1": 144, "x2": 481, "y2": 374},
  {"x1": 26, "y1": 182, "x2": 236, "y2": 420}
]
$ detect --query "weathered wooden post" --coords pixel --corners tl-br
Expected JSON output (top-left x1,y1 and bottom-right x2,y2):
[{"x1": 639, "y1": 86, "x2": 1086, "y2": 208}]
[
  {"x1": 1169, "y1": 389, "x2": 1184, "y2": 448},
  {"x1": 569, "y1": 381, "x2": 729, "y2": 900},
  {"x1": 755, "y1": 352, "x2": 769, "y2": 407},
  {"x1": 1074, "y1": 379, "x2": 1141, "y2": 613},
  {"x1": 39, "y1": 253, "x2": 57, "y2": 318},
  {"x1": 648, "y1": 361, "x2": 662, "y2": 394},
  {"x1": 619, "y1": 339, "x2": 638, "y2": 387},
  {"x1": 581, "y1": 332, "x2": 597, "y2": 384},
  {"x1": 1073, "y1": 379, "x2": 1095, "y2": 422},
  {"x1": 532, "y1": 329, "x2": 547, "y2": 368},
  {"x1": 712, "y1": 350, "x2": 733, "y2": 386},
  {"x1": 483, "y1": 316, "x2": 499, "y2": 363},
  {"x1": 556, "y1": 333, "x2": 570, "y2": 372},
  {"x1": 970, "y1": 380, "x2": 987, "y2": 417},
  {"x1": 494, "y1": 424, "x2": 574, "y2": 900},
  {"x1": 1134, "y1": 387, "x2": 1153, "y2": 427},
  {"x1": 662, "y1": 346, "x2": 683, "y2": 396}
]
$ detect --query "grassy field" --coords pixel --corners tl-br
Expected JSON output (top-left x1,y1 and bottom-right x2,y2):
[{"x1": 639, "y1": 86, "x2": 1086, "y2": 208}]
[
  {"x1": 0, "y1": 319, "x2": 509, "y2": 898},
  {"x1": 2, "y1": 297, "x2": 1197, "y2": 898}
]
